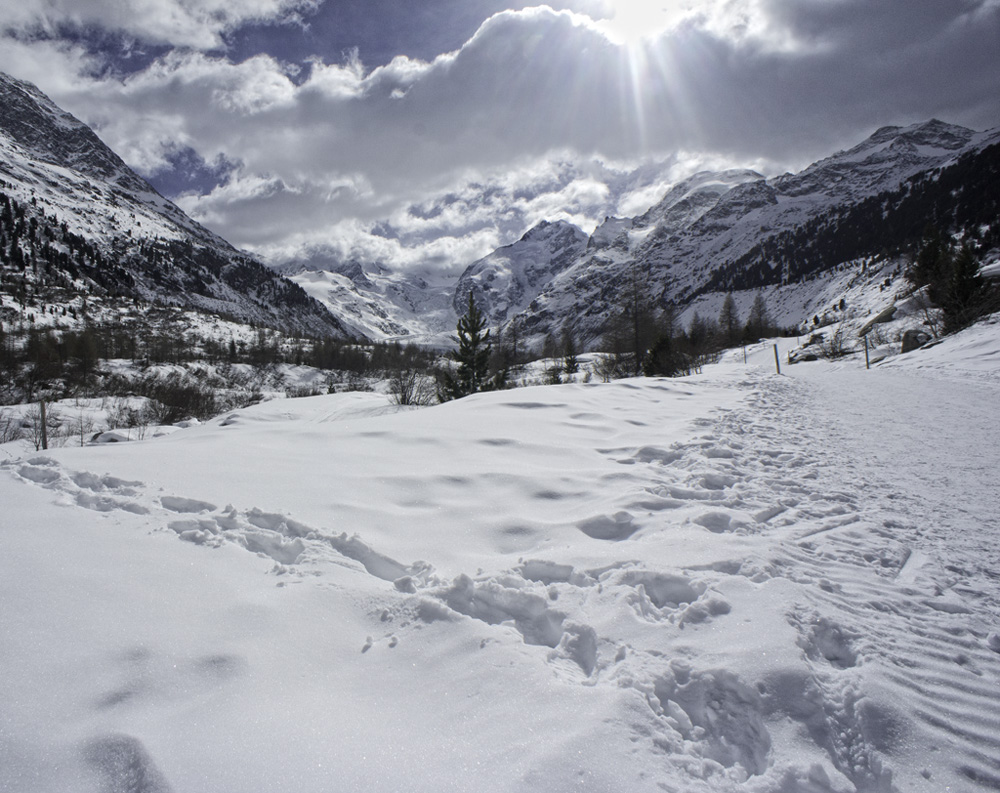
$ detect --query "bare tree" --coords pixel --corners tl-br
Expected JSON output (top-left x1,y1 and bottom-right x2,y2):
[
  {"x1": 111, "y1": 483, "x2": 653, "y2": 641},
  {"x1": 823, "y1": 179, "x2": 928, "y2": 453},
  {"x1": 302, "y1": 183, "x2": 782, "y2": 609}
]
[
  {"x1": 0, "y1": 409, "x2": 23, "y2": 444},
  {"x1": 69, "y1": 408, "x2": 96, "y2": 447},
  {"x1": 24, "y1": 401, "x2": 63, "y2": 451},
  {"x1": 388, "y1": 368, "x2": 436, "y2": 406},
  {"x1": 820, "y1": 324, "x2": 852, "y2": 359}
]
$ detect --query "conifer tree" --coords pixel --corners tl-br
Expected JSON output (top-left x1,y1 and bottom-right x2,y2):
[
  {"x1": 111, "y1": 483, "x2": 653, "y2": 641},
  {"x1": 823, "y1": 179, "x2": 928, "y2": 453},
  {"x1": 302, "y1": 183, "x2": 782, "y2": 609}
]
[
  {"x1": 717, "y1": 294, "x2": 740, "y2": 347},
  {"x1": 943, "y1": 244, "x2": 986, "y2": 333},
  {"x1": 440, "y1": 293, "x2": 494, "y2": 400},
  {"x1": 562, "y1": 326, "x2": 579, "y2": 376},
  {"x1": 908, "y1": 228, "x2": 953, "y2": 305},
  {"x1": 745, "y1": 293, "x2": 772, "y2": 340}
]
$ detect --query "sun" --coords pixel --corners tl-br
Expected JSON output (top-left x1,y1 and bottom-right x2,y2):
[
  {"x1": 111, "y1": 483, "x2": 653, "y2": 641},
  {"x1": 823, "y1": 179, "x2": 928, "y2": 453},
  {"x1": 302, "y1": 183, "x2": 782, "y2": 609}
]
[{"x1": 592, "y1": 0, "x2": 692, "y2": 46}]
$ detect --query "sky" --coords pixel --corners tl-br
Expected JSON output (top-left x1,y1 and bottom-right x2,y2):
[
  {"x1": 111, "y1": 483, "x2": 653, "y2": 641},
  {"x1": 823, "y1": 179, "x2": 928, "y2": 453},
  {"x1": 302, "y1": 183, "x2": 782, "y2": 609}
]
[{"x1": 1, "y1": 0, "x2": 999, "y2": 276}]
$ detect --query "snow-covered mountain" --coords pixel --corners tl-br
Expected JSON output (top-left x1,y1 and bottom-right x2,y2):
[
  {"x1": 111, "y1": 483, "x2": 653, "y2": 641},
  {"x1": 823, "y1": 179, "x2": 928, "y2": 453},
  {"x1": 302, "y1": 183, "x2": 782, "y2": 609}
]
[
  {"x1": 514, "y1": 119, "x2": 1000, "y2": 347},
  {"x1": 282, "y1": 120, "x2": 998, "y2": 349},
  {"x1": 0, "y1": 72, "x2": 351, "y2": 339},
  {"x1": 276, "y1": 259, "x2": 458, "y2": 345},
  {"x1": 12, "y1": 66, "x2": 991, "y2": 351},
  {"x1": 453, "y1": 220, "x2": 589, "y2": 326}
]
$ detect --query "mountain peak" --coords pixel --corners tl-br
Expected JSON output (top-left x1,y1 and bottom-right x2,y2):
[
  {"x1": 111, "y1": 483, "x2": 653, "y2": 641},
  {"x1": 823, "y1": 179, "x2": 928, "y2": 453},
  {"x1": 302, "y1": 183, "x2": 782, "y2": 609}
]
[
  {"x1": 0, "y1": 71, "x2": 148, "y2": 193},
  {"x1": 0, "y1": 70, "x2": 352, "y2": 339},
  {"x1": 863, "y1": 118, "x2": 974, "y2": 151},
  {"x1": 521, "y1": 218, "x2": 581, "y2": 242}
]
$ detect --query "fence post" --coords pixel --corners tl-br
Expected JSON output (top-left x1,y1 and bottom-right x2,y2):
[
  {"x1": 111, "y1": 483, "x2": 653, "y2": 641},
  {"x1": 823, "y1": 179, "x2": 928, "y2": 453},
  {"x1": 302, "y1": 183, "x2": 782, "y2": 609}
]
[
  {"x1": 773, "y1": 344, "x2": 781, "y2": 375},
  {"x1": 40, "y1": 400, "x2": 48, "y2": 450},
  {"x1": 864, "y1": 336, "x2": 871, "y2": 370}
]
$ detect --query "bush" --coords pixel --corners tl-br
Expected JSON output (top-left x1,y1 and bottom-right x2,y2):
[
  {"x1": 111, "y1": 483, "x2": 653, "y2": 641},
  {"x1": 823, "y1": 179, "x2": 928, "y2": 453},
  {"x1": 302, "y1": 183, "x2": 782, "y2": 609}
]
[{"x1": 388, "y1": 368, "x2": 436, "y2": 406}]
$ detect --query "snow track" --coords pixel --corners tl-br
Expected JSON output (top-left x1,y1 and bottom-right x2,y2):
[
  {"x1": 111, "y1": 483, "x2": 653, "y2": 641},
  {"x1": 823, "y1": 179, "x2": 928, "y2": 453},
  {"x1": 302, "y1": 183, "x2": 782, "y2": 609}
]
[{"x1": 3, "y1": 355, "x2": 999, "y2": 792}]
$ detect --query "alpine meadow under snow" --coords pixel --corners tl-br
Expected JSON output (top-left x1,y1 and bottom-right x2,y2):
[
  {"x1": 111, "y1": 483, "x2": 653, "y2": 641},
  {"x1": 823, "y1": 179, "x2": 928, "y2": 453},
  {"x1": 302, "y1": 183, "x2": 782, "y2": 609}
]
[{"x1": 3, "y1": 326, "x2": 1000, "y2": 793}]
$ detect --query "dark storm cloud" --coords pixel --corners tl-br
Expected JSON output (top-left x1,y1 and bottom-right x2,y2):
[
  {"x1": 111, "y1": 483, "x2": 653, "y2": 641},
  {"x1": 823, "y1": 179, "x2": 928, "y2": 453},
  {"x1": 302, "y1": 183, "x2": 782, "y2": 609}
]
[{"x1": 667, "y1": 0, "x2": 1000, "y2": 157}]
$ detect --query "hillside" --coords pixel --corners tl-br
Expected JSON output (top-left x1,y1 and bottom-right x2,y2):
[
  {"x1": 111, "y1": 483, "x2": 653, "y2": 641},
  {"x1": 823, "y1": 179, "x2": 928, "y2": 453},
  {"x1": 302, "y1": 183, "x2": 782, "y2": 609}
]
[
  {"x1": 0, "y1": 72, "x2": 352, "y2": 340},
  {"x1": 514, "y1": 120, "x2": 1000, "y2": 348}
]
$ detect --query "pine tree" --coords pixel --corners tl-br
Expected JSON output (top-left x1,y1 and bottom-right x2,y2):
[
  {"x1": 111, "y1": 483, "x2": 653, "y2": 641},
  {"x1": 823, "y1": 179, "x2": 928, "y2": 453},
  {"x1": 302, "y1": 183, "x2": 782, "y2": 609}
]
[
  {"x1": 943, "y1": 244, "x2": 986, "y2": 333},
  {"x1": 562, "y1": 326, "x2": 579, "y2": 376},
  {"x1": 440, "y1": 293, "x2": 494, "y2": 400},
  {"x1": 908, "y1": 228, "x2": 953, "y2": 305},
  {"x1": 643, "y1": 331, "x2": 687, "y2": 376},
  {"x1": 717, "y1": 294, "x2": 740, "y2": 347},
  {"x1": 745, "y1": 293, "x2": 772, "y2": 340}
]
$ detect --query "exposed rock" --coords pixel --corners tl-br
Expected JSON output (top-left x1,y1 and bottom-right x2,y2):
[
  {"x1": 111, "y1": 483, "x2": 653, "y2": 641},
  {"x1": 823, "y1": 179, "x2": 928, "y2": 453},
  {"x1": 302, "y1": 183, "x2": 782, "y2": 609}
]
[{"x1": 901, "y1": 329, "x2": 932, "y2": 353}]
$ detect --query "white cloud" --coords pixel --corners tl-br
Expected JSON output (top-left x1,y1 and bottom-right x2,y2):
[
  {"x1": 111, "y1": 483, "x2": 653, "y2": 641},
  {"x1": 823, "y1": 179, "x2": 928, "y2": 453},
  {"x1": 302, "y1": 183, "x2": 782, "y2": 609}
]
[
  {"x1": 1, "y1": 1, "x2": 998, "y2": 275},
  {"x1": 2, "y1": 0, "x2": 319, "y2": 50}
]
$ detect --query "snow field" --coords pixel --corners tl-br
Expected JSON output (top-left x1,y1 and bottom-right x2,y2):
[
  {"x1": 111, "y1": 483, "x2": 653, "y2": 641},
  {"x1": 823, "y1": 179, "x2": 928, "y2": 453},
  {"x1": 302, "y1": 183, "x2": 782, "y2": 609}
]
[{"x1": 2, "y1": 325, "x2": 999, "y2": 792}]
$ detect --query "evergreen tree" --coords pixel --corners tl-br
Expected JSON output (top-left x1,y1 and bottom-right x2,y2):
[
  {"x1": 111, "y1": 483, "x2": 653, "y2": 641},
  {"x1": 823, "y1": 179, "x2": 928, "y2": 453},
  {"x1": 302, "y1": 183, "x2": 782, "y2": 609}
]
[
  {"x1": 643, "y1": 331, "x2": 687, "y2": 376},
  {"x1": 440, "y1": 293, "x2": 494, "y2": 400},
  {"x1": 908, "y1": 228, "x2": 953, "y2": 305},
  {"x1": 943, "y1": 244, "x2": 987, "y2": 333},
  {"x1": 717, "y1": 294, "x2": 740, "y2": 347},
  {"x1": 744, "y1": 293, "x2": 772, "y2": 340},
  {"x1": 562, "y1": 325, "x2": 579, "y2": 375},
  {"x1": 686, "y1": 312, "x2": 717, "y2": 357}
]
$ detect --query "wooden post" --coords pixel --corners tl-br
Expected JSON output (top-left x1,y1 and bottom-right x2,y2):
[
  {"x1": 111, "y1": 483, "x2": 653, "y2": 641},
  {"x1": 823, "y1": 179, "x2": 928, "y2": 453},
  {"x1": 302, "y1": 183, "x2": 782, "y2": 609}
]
[
  {"x1": 40, "y1": 400, "x2": 48, "y2": 450},
  {"x1": 773, "y1": 344, "x2": 781, "y2": 375},
  {"x1": 864, "y1": 336, "x2": 871, "y2": 370},
  {"x1": 743, "y1": 345, "x2": 747, "y2": 364}
]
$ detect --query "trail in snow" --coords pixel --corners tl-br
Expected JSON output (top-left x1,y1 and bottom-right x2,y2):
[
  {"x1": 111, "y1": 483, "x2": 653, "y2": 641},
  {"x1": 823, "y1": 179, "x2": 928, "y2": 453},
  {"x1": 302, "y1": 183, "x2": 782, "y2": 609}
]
[
  {"x1": 2, "y1": 343, "x2": 999, "y2": 793},
  {"x1": 767, "y1": 365, "x2": 1000, "y2": 791}
]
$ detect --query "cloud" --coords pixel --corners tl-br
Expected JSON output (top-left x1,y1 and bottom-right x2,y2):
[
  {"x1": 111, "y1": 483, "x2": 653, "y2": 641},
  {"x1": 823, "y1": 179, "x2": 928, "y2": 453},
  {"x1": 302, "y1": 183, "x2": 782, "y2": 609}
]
[
  {"x1": 1, "y1": 0, "x2": 319, "y2": 51},
  {"x1": 1, "y1": 1, "x2": 999, "y2": 275}
]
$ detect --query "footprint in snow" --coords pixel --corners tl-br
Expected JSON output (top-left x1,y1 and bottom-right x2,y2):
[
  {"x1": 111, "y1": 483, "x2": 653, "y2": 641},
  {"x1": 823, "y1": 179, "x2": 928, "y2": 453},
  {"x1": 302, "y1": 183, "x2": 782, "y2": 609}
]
[{"x1": 83, "y1": 734, "x2": 173, "y2": 793}]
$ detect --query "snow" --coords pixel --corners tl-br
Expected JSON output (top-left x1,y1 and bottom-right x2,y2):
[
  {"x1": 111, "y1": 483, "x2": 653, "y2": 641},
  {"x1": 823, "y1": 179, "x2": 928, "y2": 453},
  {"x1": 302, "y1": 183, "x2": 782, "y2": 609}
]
[{"x1": 2, "y1": 323, "x2": 1000, "y2": 792}]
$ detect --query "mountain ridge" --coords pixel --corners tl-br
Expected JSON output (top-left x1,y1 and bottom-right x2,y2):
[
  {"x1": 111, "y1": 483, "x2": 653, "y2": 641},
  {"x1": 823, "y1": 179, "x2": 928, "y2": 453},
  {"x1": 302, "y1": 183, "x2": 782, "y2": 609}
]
[
  {"x1": 0, "y1": 71, "x2": 352, "y2": 340},
  {"x1": 280, "y1": 117, "x2": 998, "y2": 348},
  {"x1": 3, "y1": 68, "x2": 995, "y2": 350}
]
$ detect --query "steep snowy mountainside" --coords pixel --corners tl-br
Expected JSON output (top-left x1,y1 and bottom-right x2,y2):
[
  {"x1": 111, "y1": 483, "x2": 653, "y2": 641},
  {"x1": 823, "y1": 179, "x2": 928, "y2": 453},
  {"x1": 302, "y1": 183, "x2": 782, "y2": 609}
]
[
  {"x1": 635, "y1": 120, "x2": 989, "y2": 297},
  {"x1": 500, "y1": 119, "x2": 1000, "y2": 348},
  {"x1": 0, "y1": 71, "x2": 351, "y2": 339},
  {"x1": 700, "y1": 131, "x2": 1000, "y2": 297},
  {"x1": 0, "y1": 73, "x2": 221, "y2": 248},
  {"x1": 770, "y1": 119, "x2": 977, "y2": 202},
  {"x1": 584, "y1": 169, "x2": 764, "y2": 255},
  {"x1": 453, "y1": 220, "x2": 589, "y2": 327},
  {"x1": 0, "y1": 74, "x2": 148, "y2": 193},
  {"x1": 633, "y1": 169, "x2": 765, "y2": 238}
]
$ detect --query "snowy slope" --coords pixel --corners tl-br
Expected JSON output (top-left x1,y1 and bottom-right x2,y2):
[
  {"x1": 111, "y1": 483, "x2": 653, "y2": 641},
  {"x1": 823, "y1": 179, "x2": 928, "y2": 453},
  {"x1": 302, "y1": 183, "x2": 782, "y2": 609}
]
[
  {"x1": 0, "y1": 71, "x2": 230, "y2": 252},
  {"x1": 2, "y1": 320, "x2": 999, "y2": 792},
  {"x1": 0, "y1": 71, "x2": 350, "y2": 338}
]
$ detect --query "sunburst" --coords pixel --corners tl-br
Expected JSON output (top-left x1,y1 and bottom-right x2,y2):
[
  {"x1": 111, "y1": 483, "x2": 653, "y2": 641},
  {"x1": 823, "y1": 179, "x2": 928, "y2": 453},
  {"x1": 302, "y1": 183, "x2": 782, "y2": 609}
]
[{"x1": 592, "y1": 0, "x2": 693, "y2": 46}]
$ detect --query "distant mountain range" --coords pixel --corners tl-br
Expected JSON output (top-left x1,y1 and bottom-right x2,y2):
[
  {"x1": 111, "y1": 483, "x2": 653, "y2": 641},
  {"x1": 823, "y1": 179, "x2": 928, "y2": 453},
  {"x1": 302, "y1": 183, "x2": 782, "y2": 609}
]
[
  {"x1": 0, "y1": 71, "x2": 351, "y2": 339},
  {"x1": 2, "y1": 70, "x2": 997, "y2": 349},
  {"x1": 297, "y1": 118, "x2": 998, "y2": 347}
]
